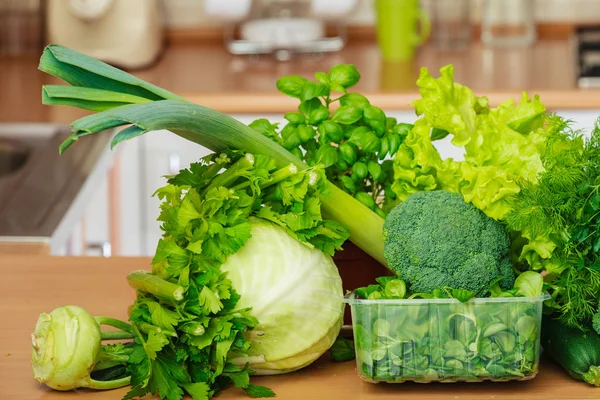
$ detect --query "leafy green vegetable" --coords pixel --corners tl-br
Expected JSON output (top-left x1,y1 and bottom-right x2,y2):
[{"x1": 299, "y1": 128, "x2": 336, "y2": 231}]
[
  {"x1": 513, "y1": 271, "x2": 544, "y2": 297},
  {"x1": 330, "y1": 338, "x2": 356, "y2": 362},
  {"x1": 506, "y1": 119, "x2": 600, "y2": 330},
  {"x1": 390, "y1": 65, "x2": 547, "y2": 220},
  {"x1": 347, "y1": 293, "x2": 545, "y2": 382},
  {"x1": 221, "y1": 218, "x2": 344, "y2": 374},
  {"x1": 383, "y1": 190, "x2": 515, "y2": 296},
  {"x1": 268, "y1": 65, "x2": 407, "y2": 216},
  {"x1": 32, "y1": 149, "x2": 347, "y2": 399}
]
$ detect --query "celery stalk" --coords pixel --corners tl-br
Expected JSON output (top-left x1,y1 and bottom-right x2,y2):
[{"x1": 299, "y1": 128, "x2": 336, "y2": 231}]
[{"x1": 38, "y1": 45, "x2": 387, "y2": 267}]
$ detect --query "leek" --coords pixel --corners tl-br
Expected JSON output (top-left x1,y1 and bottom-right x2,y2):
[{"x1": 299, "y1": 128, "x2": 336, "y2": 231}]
[{"x1": 39, "y1": 45, "x2": 386, "y2": 266}]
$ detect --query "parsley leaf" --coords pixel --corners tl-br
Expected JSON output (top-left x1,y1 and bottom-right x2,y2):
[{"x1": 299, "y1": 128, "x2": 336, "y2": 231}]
[{"x1": 243, "y1": 384, "x2": 276, "y2": 398}]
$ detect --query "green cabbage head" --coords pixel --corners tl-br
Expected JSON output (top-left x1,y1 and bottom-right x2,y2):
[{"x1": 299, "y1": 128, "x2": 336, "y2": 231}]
[{"x1": 222, "y1": 218, "x2": 344, "y2": 374}]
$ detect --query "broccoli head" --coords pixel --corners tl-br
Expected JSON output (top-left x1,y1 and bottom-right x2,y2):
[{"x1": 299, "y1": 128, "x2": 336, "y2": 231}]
[{"x1": 383, "y1": 190, "x2": 515, "y2": 296}]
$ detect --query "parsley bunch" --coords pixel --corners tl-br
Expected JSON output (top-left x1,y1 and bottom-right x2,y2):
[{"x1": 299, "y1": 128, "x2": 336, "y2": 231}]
[{"x1": 251, "y1": 64, "x2": 409, "y2": 216}]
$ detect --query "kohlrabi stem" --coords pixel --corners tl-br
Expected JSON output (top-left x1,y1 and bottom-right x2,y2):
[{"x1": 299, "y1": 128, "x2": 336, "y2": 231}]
[
  {"x1": 94, "y1": 350, "x2": 131, "y2": 372},
  {"x1": 87, "y1": 376, "x2": 131, "y2": 390},
  {"x1": 201, "y1": 153, "x2": 254, "y2": 196},
  {"x1": 101, "y1": 331, "x2": 135, "y2": 340},
  {"x1": 95, "y1": 317, "x2": 134, "y2": 333},
  {"x1": 127, "y1": 270, "x2": 184, "y2": 301},
  {"x1": 97, "y1": 352, "x2": 131, "y2": 364}
]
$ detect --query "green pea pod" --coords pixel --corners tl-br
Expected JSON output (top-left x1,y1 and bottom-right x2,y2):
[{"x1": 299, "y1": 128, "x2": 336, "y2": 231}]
[
  {"x1": 353, "y1": 161, "x2": 368, "y2": 180},
  {"x1": 378, "y1": 136, "x2": 389, "y2": 160},
  {"x1": 339, "y1": 141, "x2": 358, "y2": 165},
  {"x1": 339, "y1": 175, "x2": 356, "y2": 193},
  {"x1": 284, "y1": 112, "x2": 305, "y2": 124},
  {"x1": 368, "y1": 160, "x2": 382, "y2": 181},
  {"x1": 363, "y1": 106, "x2": 387, "y2": 136},
  {"x1": 355, "y1": 191, "x2": 376, "y2": 210},
  {"x1": 319, "y1": 120, "x2": 344, "y2": 143},
  {"x1": 297, "y1": 124, "x2": 315, "y2": 142}
]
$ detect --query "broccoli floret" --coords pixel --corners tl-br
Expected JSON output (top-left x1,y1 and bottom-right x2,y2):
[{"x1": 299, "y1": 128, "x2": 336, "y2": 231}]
[{"x1": 383, "y1": 190, "x2": 515, "y2": 297}]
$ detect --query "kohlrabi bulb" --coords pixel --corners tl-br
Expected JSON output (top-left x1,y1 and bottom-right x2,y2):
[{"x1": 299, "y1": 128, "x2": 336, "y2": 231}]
[{"x1": 31, "y1": 305, "x2": 101, "y2": 390}]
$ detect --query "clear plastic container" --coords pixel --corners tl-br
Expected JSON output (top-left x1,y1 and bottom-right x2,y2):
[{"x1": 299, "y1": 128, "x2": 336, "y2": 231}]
[{"x1": 344, "y1": 293, "x2": 549, "y2": 383}]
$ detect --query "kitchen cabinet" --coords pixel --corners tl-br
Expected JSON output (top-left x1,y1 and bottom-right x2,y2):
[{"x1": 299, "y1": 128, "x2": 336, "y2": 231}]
[{"x1": 104, "y1": 109, "x2": 600, "y2": 256}]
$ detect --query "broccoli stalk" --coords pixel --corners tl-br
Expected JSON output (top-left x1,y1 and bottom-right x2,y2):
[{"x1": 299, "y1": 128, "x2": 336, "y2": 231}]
[{"x1": 382, "y1": 190, "x2": 515, "y2": 296}]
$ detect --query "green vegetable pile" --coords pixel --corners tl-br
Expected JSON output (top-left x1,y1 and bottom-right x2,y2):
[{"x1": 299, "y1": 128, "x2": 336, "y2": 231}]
[
  {"x1": 346, "y1": 273, "x2": 545, "y2": 383},
  {"x1": 380, "y1": 64, "x2": 600, "y2": 386},
  {"x1": 31, "y1": 42, "x2": 600, "y2": 391},
  {"x1": 32, "y1": 149, "x2": 349, "y2": 399}
]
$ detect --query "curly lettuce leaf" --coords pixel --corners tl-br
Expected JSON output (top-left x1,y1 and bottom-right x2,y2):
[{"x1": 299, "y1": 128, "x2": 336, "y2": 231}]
[{"x1": 392, "y1": 65, "x2": 548, "y2": 221}]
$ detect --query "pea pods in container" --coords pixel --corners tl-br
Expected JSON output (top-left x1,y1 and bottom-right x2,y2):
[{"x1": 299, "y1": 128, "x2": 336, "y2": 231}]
[{"x1": 343, "y1": 293, "x2": 549, "y2": 383}]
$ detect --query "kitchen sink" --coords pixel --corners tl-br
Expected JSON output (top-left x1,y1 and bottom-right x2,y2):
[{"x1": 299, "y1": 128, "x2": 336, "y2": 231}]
[
  {"x1": 0, "y1": 139, "x2": 29, "y2": 178},
  {"x1": 0, "y1": 124, "x2": 114, "y2": 254}
]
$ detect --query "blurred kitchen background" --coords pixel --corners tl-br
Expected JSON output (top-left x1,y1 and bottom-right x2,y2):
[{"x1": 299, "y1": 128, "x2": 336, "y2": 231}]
[{"x1": 1, "y1": 0, "x2": 600, "y2": 257}]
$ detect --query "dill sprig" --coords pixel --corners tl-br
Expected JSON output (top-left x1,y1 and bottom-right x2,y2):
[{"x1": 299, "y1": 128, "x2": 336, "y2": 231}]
[{"x1": 507, "y1": 114, "x2": 600, "y2": 330}]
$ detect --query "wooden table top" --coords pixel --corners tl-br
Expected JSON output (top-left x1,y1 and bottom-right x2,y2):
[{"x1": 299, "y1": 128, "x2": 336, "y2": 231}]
[{"x1": 1, "y1": 255, "x2": 599, "y2": 399}]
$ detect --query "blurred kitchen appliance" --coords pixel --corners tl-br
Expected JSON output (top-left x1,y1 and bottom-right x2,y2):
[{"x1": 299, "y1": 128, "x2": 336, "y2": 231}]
[
  {"x1": 576, "y1": 27, "x2": 600, "y2": 88},
  {"x1": 205, "y1": 0, "x2": 358, "y2": 60},
  {"x1": 46, "y1": 0, "x2": 164, "y2": 69}
]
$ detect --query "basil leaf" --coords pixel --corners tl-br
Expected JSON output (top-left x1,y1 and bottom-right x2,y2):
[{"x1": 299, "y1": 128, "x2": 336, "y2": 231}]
[
  {"x1": 276, "y1": 75, "x2": 308, "y2": 98},
  {"x1": 332, "y1": 106, "x2": 363, "y2": 125},
  {"x1": 329, "y1": 64, "x2": 360, "y2": 89}
]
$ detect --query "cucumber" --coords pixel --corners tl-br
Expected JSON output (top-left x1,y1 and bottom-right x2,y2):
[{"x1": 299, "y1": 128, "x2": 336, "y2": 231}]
[{"x1": 541, "y1": 315, "x2": 600, "y2": 386}]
